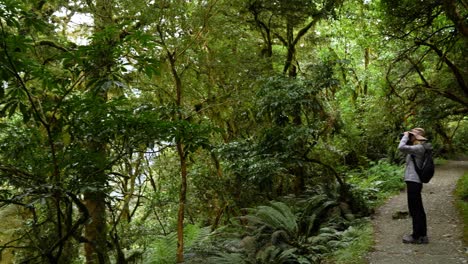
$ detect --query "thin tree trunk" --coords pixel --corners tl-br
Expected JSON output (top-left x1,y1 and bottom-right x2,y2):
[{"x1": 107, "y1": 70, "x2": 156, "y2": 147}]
[
  {"x1": 166, "y1": 49, "x2": 187, "y2": 263},
  {"x1": 364, "y1": 47, "x2": 370, "y2": 95},
  {"x1": 176, "y1": 142, "x2": 187, "y2": 263}
]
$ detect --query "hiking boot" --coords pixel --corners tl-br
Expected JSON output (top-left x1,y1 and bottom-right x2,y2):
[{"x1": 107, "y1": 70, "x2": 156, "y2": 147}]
[
  {"x1": 402, "y1": 234, "x2": 429, "y2": 244},
  {"x1": 419, "y1": 236, "x2": 429, "y2": 244}
]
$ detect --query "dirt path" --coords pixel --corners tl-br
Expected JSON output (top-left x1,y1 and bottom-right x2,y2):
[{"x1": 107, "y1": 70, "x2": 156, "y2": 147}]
[{"x1": 366, "y1": 160, "x2": 468, "y2": 264}]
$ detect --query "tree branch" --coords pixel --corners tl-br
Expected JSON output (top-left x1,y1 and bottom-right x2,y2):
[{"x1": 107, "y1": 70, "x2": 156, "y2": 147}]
[
  {"x1": 303, "y1": 157, "x2": 344, "y2": 187},
  {"x1": 36, "y1": 40, "x2": 69, "y2": 52},
  {"x1": 442, "y1": 0, "x2": 468, "y2": 38},
  {"x1": 415, "y1": 40, "x2": 468, "y2": 98}
]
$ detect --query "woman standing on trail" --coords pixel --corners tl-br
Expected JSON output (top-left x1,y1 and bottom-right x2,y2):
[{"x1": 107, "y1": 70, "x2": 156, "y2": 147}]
[{"x1": 398, "y1": 128, "x2": 431, "y2": 244}]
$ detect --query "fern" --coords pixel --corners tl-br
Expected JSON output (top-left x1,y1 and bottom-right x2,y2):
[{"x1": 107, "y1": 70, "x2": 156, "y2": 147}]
[
  {"x1": 205, "y1": 252, "x2": 250, "y2": 264},
  {"x1": 269, "y1": 201, "x2": 299, "y2": 235},
  {"x1": 256, "y1": 246, "x2": 299, "y2": 264},
  {"x1": 144, "y1": 224, "x2": 211, "y2": 264},
  {"x1": 299, "y1": 195, "x2": 339, "y2": 237},
  {"x1": 144, "y1": 232, "x2": 177, "y2": 264},
  {"x1": 244, "y1": 201, "x2": 298, "y2": 237}
]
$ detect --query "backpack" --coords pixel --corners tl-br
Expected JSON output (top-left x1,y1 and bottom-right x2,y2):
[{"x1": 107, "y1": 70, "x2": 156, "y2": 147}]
[{"x1": 411, "y1": 144, "x2": 435, "y2": 183}]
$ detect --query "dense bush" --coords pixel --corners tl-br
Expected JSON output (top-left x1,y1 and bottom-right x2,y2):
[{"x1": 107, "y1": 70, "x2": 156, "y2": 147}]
[{"x1": 346, "y1": 160, "x2": 405, "y2": 211}]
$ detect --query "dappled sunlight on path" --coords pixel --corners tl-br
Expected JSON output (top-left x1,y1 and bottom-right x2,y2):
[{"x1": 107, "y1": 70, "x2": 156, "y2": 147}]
[{"x1": 367, "y1": 160, "x2": 468, "y2": 264}]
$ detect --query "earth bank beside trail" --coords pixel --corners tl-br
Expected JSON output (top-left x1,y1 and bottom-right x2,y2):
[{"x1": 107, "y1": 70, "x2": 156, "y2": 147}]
[{"x1": 366, "y1": 160, "x2": 468, "y2": 264}]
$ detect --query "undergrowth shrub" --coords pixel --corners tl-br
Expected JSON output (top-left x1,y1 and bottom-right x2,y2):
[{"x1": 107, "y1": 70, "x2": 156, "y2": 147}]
[
  {"x1": 201, "y1": 196, "x2": 371, "y2": 264},
  {"x1": 452, "y1": 121, "x2": 468, "y2": 154},
  {"x1": 323, "y1": 221, "x2": 373, "y2": 264},
  {"x1": 346, "y1": 160, "x2": 405, "y2": 210},
  {"x1": 455, "y1": 172, "x2": 468, "y2": 244},
  {"x1": 142, "y1": 161, "x2": 405, "y2": 264}
]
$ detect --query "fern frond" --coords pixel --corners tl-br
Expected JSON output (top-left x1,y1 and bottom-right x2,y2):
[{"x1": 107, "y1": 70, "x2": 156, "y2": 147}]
[
  {"x1": 277, "y1": 248, "x2": 300, "y2": 262},
  {"x1": 207, "y1": 252, "x2": 249, "y2": 264},
  {"x1": 146, "y1": 225, "x2": 215, "y2": 264},
  {"x1": 269, "y1": 201, "x2": 298, "y2": 234},
  {"x1": 308, "y1": 232, "x2": 341, "y2": 245},
  {"x1": 247, "y1": 202, "x2": 298, "y2": 236},
  {"x1": 300, "y1": 194, "x2": 329, "y2": 218},
  {"x1": 256, "y1": 245, "x2": 281, "y2": 263},
  {"x1": 301, "y1": 200, "x2": 339, "y2": 236},
  {"x1": 187, "y1": 225, "x2": 214, "y2": 247}
]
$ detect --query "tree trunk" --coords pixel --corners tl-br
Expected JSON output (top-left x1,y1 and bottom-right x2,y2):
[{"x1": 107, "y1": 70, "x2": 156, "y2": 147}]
[
  {"x1": 364, "y1": 47, "x2": 370, "y2": 95},
  {"x1": 434, "y1": 122, "x2": 453, "y2": 154},
  {"x1": 176, "y1": 142, "x2": 187, "y2": 263},
  {"x1": 166, "y1": 48, "x2": 188, "y2": 263},
  {"x1": 84, "y1": 191, "x2": 109, "y2": 264},
  {"x1": 83, "y1": 0, "x2": 114, "y2": 262},
  {"x1": 283, "y1": 22, "x2": 297, "y2": 77},
  {"x1": 442, "y1": 0, "x2": 468, "y2": 39}
]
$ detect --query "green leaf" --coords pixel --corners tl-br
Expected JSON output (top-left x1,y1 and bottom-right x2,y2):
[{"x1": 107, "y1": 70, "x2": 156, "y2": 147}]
[
  {"x1": 7, "y1": 102, "x2": 17, "y2": 118},
  {"x1": 19, "y1": 103, "x2": 30, "y2": 122}
]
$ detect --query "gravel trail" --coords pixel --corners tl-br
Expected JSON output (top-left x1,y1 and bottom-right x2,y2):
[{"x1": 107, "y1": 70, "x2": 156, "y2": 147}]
[{"x1": 367, "y1": 160, "x2": 468, "y2": 264}]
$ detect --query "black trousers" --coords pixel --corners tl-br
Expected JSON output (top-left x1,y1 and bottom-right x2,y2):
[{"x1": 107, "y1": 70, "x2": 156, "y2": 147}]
[{"x1": 406, "y1": 181, "x2": 427, "y2": 238}]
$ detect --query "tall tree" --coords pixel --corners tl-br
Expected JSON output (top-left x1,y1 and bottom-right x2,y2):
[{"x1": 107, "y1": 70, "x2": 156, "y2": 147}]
[
  {"x1": 244, "y1": 0, "x2": 344, "y2": 77},
  {"x1": 378, "y1": 0, "x2": 467, "y2": 151},
  {"x1": 145, "y1": 1, "x2": 216, "y2": 262},
  {"x1": 80, "y1": 0, "x2": 115, "y2": 262},
  {"x1": 380, "y1": 0, "x2": 467, "y2": 112}
]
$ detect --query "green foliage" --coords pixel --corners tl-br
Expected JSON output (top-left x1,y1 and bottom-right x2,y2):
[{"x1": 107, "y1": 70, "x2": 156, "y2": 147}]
[
  {"x1": 244, "y1": 201, "x2": 298, "y2": 237},
  {"x1": 0, "y1": 0, "x2": 466, "y2": 263},
  {"x1": 144, "y1": 224, "x2": 211, "y2": 264},
  {"x1": 216, "y1": 139, "x2": 286, "y2": 203},
  {"x1": 324, "y1": 222, "x2": 373, "y2": 264},
  {"x1": 256, "y1": 247, "x2": 310, "y2": 264},
  {"x1": 297, "y1": 193, "x2": 339, "y2": 237},
  {"x1": 256, "y1": 76, "x2": 324, "y2": 126},
  {"x1": 377, "y1": 0, "x2": 467, "y2": 153},
  {"x1": 0, "y1": 205, "x2": 23, "y2": 263},
  {"x1": 346, "y1": 160, "x2": 405, "y2": 210},
  {"x1": 202, "y1": 191, "x2": 371, "y2": 263},
  {"x1": 451, "y1": 119, "x2": 468, "y2": 155},
  {"x1": 204, "y1": 201, "x2": 311, "y2": 264},
  {"x1": 454, "y1": 172, "x2": 468, "y2": 244},
  {"x1": 205, "y1": 252, "x2": 250, "y2": 264}
]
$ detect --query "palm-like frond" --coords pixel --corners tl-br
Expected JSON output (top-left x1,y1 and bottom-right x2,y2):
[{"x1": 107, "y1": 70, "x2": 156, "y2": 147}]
[
  {"x1": 244, "y1": 201, "x2": 298, "y2": 236},
  {"x1": 299, "y1": 194, "x2": 339, "y2": 237}
]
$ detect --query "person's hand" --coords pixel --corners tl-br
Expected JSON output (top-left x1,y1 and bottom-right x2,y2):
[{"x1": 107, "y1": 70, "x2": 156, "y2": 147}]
[{"x1": 403, "y1": 131, "x2": 410, "y2": 137}]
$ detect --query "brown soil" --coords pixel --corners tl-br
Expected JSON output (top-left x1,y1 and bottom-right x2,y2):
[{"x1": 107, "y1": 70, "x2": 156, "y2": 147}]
[{"x1": 366, "y1": 160, "x2": 468, "y2": 264}]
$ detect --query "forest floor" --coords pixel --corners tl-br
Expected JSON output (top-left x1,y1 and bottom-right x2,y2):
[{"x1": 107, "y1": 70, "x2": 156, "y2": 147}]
[{"x1": 366, "y1": 159, "x2": 468, "y2": 264}]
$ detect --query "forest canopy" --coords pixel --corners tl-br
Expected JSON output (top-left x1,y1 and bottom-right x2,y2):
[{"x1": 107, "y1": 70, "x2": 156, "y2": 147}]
[{"x1": 0, "y1": 0, "x2": 466, "y2": 263}]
